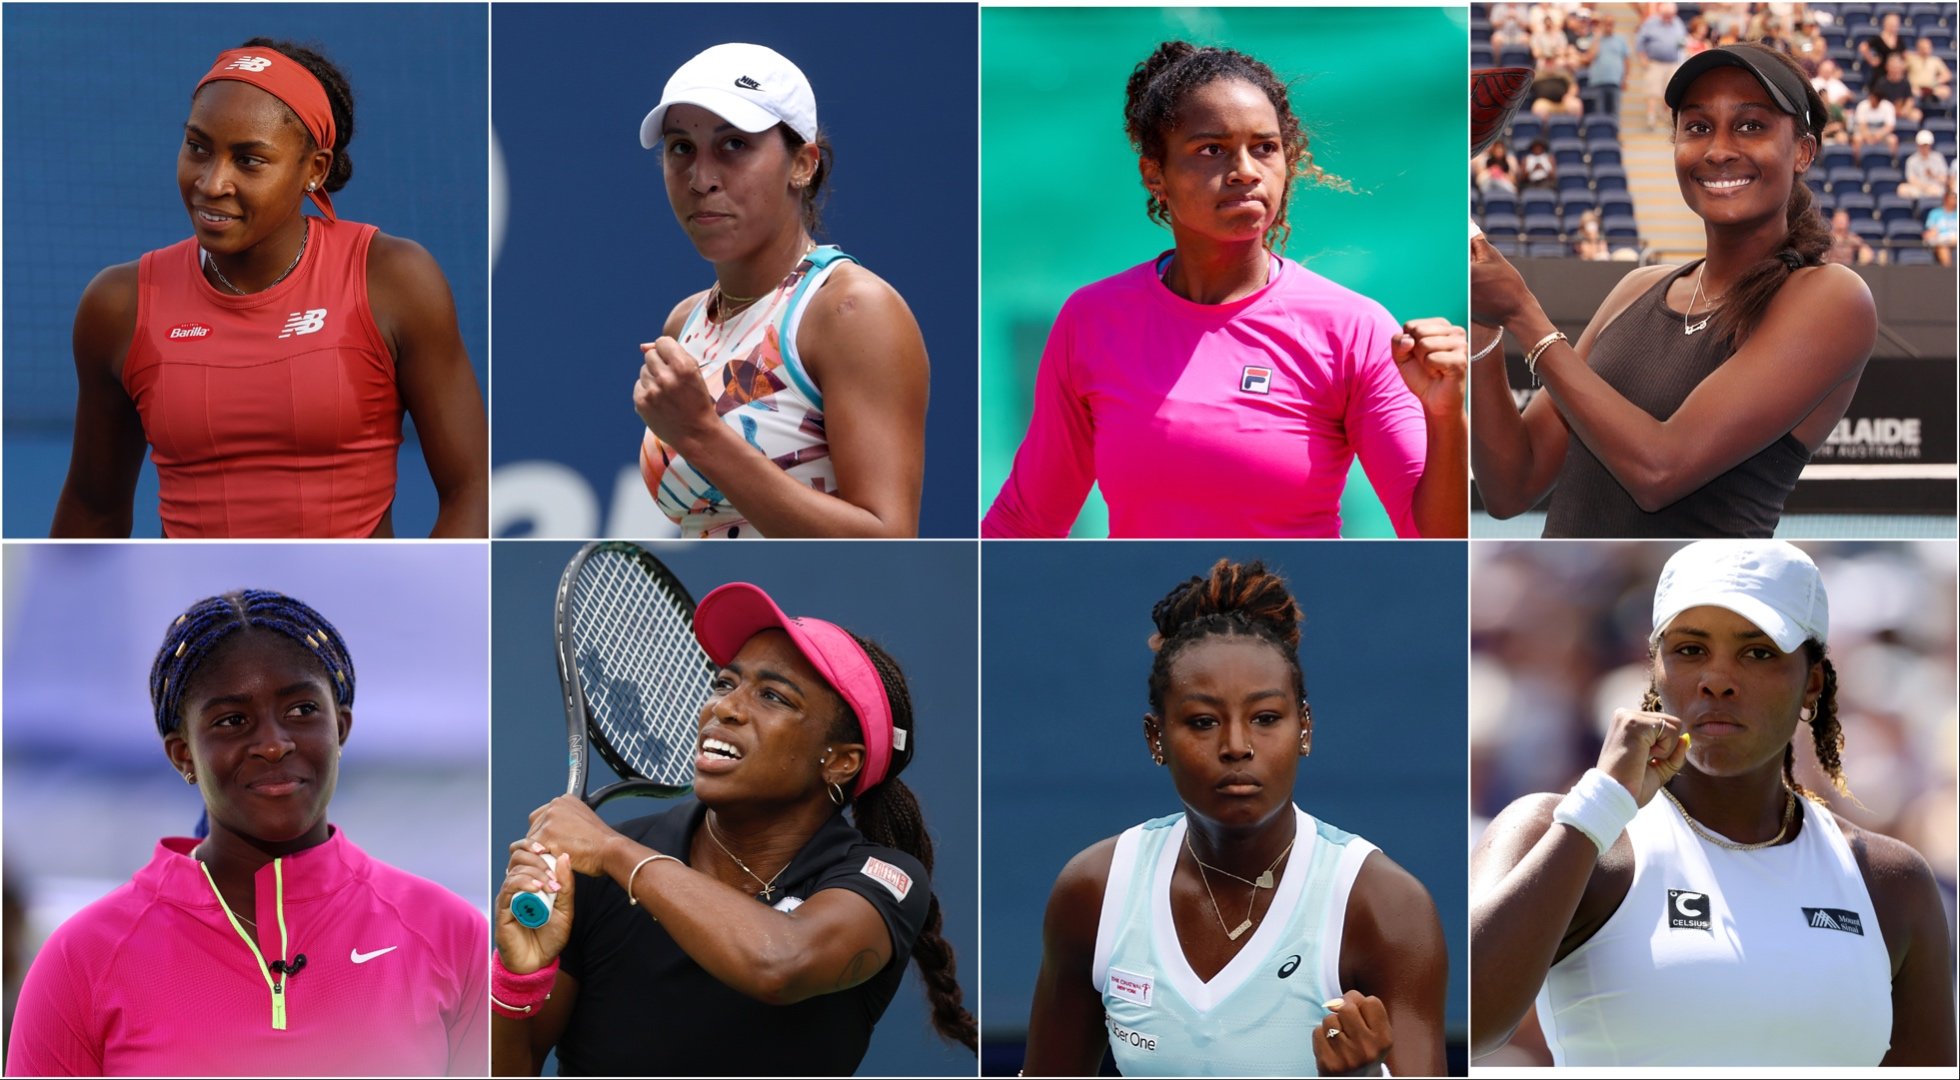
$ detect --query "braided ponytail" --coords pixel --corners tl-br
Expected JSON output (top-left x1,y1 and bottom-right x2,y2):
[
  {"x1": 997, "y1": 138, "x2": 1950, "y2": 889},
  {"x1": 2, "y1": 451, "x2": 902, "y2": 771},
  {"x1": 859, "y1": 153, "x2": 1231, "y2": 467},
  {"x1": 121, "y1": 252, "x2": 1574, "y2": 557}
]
[{"x1": 830, "y1": 635, "x2": 977, "y2": 1052}]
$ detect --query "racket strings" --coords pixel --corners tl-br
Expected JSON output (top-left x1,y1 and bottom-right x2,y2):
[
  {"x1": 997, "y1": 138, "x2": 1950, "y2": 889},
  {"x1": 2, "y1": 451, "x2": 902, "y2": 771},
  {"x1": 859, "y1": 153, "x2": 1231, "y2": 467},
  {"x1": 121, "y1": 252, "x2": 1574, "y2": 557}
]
[{"x1": 568, "y1": 553, "x2": 708, "y2": 786}]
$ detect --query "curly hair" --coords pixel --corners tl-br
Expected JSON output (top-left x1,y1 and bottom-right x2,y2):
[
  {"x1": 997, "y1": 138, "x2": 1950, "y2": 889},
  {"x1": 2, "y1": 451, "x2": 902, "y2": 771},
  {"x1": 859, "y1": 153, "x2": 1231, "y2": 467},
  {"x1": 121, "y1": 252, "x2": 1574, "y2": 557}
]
[
  {"x1": 1123, "y1": 41, "x2": 1348, "y2": 252},
  {"x1": 824, "y1": 635, "x2": 976, "y2": 1053},
  {"x1": 1641, "y1": 638, "x2": 1851, "y2": 803},
  {"x1": 1146, "y1": 558, "x2": 1305, "y2": 715}
]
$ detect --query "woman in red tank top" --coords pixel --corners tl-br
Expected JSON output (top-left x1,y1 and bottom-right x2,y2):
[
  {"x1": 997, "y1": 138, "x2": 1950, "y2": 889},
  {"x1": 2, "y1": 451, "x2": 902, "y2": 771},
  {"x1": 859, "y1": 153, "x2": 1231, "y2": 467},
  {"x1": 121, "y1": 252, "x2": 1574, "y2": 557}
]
[{"x1": 51, "y1": 38, "x2": 487, "y2": 538}]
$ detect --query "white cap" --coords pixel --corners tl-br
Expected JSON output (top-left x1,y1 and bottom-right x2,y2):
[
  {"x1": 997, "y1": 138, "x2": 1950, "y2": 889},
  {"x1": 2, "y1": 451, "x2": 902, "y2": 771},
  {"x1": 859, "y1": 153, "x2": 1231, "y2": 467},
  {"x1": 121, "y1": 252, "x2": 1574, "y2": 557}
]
[
  {"x1": 1918, "y1": 129, "x2": 1936, "y2": 145},
  {"x1": 1651, "y1": 541, "x2": 1828, "y2": 654},
  {"x1": 640, "y1": 43, "x2": 817, "y2": 150}
]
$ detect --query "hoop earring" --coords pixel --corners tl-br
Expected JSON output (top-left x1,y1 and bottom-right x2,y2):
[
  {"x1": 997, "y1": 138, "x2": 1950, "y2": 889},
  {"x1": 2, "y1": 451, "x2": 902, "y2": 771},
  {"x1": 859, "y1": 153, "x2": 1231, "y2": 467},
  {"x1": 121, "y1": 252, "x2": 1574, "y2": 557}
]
[
  {"x1": 827, "y1": 781, "x2": 847, "y2": 806},
  {"x1": 1150, "y1": 740, "x2": 1165, "y2": 766},
  {"x1": 183, "y1": 772, "x2": 196, "y2": 785},
  {"x1": 1800, "y1": 703, "x2": 1817, "y2": 723}
]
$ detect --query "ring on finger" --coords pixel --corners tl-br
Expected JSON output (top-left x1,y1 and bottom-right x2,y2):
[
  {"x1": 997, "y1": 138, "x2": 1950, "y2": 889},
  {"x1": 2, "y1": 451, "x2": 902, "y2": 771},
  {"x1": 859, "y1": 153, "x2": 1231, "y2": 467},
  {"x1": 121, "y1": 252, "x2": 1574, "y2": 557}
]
[{"x1": 1327, "y1": 1028, "x2": 1341, "y2": 1039}]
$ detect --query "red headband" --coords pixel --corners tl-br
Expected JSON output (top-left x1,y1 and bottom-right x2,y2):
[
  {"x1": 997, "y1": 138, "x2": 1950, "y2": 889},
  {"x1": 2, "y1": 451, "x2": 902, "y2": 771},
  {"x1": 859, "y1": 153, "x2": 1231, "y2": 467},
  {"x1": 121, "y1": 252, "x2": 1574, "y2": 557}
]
[{"x1": 194, "y1": 48, "x2": 337, "y2": 221}]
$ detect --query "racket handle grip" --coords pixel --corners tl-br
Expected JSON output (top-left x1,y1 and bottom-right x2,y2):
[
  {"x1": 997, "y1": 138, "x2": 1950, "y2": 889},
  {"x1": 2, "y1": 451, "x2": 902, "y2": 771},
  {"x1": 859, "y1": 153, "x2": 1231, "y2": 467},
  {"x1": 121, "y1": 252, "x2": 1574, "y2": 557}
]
[{"x1": 511, "y1": 852, "x2": 557, "y2": 929}]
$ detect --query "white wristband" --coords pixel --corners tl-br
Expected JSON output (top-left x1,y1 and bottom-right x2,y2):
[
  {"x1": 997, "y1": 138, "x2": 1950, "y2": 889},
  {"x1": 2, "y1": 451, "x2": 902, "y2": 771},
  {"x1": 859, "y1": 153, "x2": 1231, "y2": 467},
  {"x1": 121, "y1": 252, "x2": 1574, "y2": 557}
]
[{"x1": 1553, "y1": 768, "x2": 1639, "y2": 854}]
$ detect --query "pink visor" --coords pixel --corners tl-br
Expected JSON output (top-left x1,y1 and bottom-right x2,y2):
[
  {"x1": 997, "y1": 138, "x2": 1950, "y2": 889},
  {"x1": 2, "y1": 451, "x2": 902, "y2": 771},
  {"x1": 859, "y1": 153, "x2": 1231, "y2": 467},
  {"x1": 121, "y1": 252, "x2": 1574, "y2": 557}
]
[{"x1": 693, "y1": 583, "x2": 897, "y2": 797}]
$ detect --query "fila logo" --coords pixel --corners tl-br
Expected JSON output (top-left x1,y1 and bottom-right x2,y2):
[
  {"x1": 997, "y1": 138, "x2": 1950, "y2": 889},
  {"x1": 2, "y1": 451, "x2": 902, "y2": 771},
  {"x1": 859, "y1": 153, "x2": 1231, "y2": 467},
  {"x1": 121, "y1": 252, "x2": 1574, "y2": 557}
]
[
  {"x1": 279, "y1": 308, "x2": 328, "y2": 339},
  {"x1": 225, "y1": 56, "x2": 274, "y2": 73},
  {"x1": 1241, "y1": 366, "x2": 1272, "y2": 394},
  {"x1": 1667, "y1": 888, "x2": 1712, "y2": 930},
  {"x1": 168, "y1": 322, "x2": 212, "y2": 340},
  {"x1": 1803, "y1": 907, "x2": 1865, "y2": 935},
  {"x1": 1277, "y1": 954, "x2": 1302, "y2": 979},
  {"x1": 735, "y1": 75, "x2": 762, "y2": 90},
  {"x1": 349, "y1": 946, "x2": 397, "y2": 964}
]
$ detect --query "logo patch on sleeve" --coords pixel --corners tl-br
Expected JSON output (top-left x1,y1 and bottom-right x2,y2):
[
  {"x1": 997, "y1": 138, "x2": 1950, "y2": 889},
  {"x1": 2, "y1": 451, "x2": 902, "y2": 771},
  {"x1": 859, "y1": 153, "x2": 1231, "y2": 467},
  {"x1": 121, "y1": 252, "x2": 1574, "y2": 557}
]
[
  {"x1": 1667, "y1": 888, "x2": 1712, "y2": 930},
  {"x1": 859, "y1": 856, "x2": 912, "y2": 902},
  {"x1": 1803, "y1": 907, "x2": 1864, "y2": 935},
  {"x1": 1107, "y1": 966, "x2": 1153, "y2": 1007},
  {"x1": 1240, "y1": 366, "x2": 1272, "y2": 394}
]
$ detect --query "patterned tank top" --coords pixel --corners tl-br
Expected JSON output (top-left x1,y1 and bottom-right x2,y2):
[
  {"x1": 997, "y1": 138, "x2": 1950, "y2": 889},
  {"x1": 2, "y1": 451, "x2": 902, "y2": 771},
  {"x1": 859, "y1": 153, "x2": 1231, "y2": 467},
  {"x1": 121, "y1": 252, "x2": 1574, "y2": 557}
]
[{"x1": 638, "y1": 246, "x2": 855, "y2": 539}]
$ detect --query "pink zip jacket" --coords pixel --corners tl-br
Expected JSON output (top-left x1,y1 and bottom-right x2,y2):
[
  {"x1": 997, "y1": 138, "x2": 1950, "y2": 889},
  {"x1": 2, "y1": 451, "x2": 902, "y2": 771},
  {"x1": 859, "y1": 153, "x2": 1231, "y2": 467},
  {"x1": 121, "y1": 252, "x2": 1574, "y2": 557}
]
[
  {"x1": 983, "y1": 254, "x2": 1427, "y2": 538},
  {"x1": 6, "y1": 830, "x2": 487, "y2": 1077}
]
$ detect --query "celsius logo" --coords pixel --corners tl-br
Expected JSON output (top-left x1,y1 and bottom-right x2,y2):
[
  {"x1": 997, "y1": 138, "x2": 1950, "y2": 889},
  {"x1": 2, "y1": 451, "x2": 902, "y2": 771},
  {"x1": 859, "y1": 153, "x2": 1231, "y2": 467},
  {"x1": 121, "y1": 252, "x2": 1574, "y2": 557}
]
[
  {"x1": 279, "y1": 308, "x2": 328, "y2": 339},
  {"x1": 225, "y1": 56, "x2": 274, "y2": 73},
  {"x1": 1667, "y1": 888, "x2": 1712, "y2": 930},
  {"x1": 1277, "y1": 954, "x2": 1302, "y2": 979},
  {"x1": 168, "y1": 323, "x2": 212, "y2": 340},
  {"x1": 735, "y1": 75, "x2": 762, "y2": 90}
]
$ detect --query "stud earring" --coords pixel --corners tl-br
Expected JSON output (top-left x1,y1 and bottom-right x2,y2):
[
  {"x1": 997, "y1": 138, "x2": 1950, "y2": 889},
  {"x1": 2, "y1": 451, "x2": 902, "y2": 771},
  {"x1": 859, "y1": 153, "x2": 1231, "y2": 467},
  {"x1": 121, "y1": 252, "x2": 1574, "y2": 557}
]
[
  {"x1": 183, "y1": 772, "x2": 196, "y2": 785},
  {"x1": 1150, "y1": 741, "x2": 1165, "y2": 766}
]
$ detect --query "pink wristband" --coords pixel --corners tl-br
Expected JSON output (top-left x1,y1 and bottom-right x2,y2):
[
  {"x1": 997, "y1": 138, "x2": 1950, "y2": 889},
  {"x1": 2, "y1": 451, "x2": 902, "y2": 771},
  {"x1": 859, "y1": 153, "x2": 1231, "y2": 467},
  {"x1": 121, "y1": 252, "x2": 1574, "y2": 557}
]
[{"x1": 491, "y1": 953, "x2": 559, "y2": 1018}]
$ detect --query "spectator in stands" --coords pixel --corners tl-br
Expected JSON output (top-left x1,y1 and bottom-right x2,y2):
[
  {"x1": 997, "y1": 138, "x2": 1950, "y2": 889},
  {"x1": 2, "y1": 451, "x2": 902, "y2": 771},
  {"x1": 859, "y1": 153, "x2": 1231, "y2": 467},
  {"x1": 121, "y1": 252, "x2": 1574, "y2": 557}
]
[
  {"x1": 1790, "y1": 18, "x2": 1828, "y2": 77},
  {"x1": 1754, "y1": 15, "x2": 1793, "y2": 57},
  {"x1": 1926, "y1": 187, "x2": 1957, "y2": 267},
  {"x1": 1532, "y1": 68, "x2": 1586, "y2": 119},
  {"x1": 1857, "y1": 11, "x2": 1908, "y2": 85},
  {"x1": 1905, "y1": 36, "x2": 1953, "y2": 105},
  {"x1": 1481, "y1": 154, "x2": 1519, "y2": 198},
  {"x1": 1492, "y1": 4, "x2": 1531, "y2": 54},
  {"x1": 1565, "y1": 7, "x2": 1597, "y2": 57},
  {"x1": 1637, "y1": 3, "x2": 1691, "y2": 129},
  {"x1": 1684, "y1": 16, "x2": 1714, "y2": 60},
  {"x1": 1522, "y1": 139, "x2": 1557, "y2": 190},
  {"x1": 1827, "y1": 209, "x2": 1876, "y2": 266},
  {"x1": 1900, "y1": 130, "x2": 1952, "y2": 198},
  {"x1": 1812, "y1": 57, "x2": 1853, "y2": 109},
  {"x1": 1531, "y1": 9, "x2": 1569, "y2": 67},
  {"x1": 1852, "y1": 82, "x2": 1900, "y2": 158},
  {"x1": 1585, "y1": 14, "x2": 1631, "y2": 119},
  {"x1": 1572, "y1": 210, "x2": 1610, "y2": 261},
  {"x1": 1874, "y1": 53, "x2": 1923, "y2": 125}
]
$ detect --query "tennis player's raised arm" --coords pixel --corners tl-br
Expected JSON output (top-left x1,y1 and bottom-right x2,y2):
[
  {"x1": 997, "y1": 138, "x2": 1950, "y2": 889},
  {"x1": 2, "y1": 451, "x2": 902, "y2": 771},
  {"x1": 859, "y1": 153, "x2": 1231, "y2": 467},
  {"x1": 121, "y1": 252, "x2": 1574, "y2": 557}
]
[
  {"x1": 634, "y1": 266, "x2": 925, "y2": 537},
  {"x1": 982, "y1": 303, "x2": 1095, "y2": 538},
  {"x1": 1389, "y1": 318, "x2": 1470, "y2": 539},
  {"x1": 1339, "y1": 852, "x2": 1448, "y2": 1077},
  {"x1": 492, "y1": 836, "x2": 579, "y2": 1076},
  {"x1": 368, "y1": 234, "x2": 488, "y2": 538},
  {"x1": 51, "y1": 262, "x2": 146, "y2": 538},
  {"x1": 1022, "y1": 839, "x2": 1117, "y2": 1076}
]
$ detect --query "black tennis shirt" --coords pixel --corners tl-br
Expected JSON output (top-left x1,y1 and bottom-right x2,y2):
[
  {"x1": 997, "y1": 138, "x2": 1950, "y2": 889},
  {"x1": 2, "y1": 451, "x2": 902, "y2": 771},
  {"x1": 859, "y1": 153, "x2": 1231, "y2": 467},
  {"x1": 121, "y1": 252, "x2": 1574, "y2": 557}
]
[{"x1": 554, "y1": 800, "x2": 930, "y2": 1076}]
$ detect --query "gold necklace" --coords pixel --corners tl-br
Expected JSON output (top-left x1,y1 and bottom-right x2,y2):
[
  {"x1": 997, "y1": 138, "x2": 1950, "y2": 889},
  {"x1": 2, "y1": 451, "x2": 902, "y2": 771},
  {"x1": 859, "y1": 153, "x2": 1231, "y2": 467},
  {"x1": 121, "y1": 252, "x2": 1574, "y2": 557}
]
[
  {"x1": 704, "y1": 815, "x2": 791, "y2": 901},
  {"x1": 204, "y1": 218, "x2": 309, "y2": 296},
  {"x1": 1660, "y1": 784, "x2": 1797, "y2": 850},
  {"x1": 710, "y1": 241, "x2": 817, "y2": 319},
  {"x1": 1183, "y1": 828, "x2": 1295, "y2": 940}
]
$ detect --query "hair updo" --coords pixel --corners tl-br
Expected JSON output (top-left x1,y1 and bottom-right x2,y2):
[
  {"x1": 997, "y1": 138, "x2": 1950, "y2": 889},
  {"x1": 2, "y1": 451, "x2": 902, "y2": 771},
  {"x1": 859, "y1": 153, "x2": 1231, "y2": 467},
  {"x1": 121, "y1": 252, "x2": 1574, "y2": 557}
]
[
  {"x1": 1123, "y1": 41, "x2": 1347, "y2": 251},
  {"x1": 149, "y1": 589, "x2": 354, "y2": 738},
  {"x1": 1147, "y1": 559, "x2": 1305, "y2": 713},
  {"x1": 235, "y1": 37, "x2": 358, "y2": 193}
]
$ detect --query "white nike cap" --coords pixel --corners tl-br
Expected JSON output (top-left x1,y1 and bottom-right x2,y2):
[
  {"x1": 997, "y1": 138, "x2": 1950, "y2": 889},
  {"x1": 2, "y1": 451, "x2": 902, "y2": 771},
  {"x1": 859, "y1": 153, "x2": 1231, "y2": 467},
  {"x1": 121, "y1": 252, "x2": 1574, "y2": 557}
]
[
  {"x1": 1651, "y1": 541, "x2": 1828, "y2": 654},
  {"x1": 640, "y1": 43, "x2": 818, "y2": 149}
]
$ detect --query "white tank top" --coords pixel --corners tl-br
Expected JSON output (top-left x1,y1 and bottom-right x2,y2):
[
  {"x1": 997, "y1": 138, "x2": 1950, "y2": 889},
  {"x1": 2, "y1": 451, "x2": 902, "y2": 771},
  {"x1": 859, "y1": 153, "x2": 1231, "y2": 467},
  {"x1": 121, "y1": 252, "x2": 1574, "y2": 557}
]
[
  {"x1": 1536, "y1": 792, "x2": 1892, "y2": 1065},
  {"x1": 1090, "y1": 807, "x2": 1376, "y2": 1076},
  {"x1": 637, "y1": 247, "x2": 853, "y2": 538}
]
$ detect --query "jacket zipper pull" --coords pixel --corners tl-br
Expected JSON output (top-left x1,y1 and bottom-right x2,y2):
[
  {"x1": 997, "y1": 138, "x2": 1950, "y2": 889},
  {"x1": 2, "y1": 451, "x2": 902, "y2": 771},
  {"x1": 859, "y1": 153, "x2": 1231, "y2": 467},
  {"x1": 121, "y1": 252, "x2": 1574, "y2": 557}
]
[{"x1": 272, "y1": 978, "x2": 287, "y2": 1031}]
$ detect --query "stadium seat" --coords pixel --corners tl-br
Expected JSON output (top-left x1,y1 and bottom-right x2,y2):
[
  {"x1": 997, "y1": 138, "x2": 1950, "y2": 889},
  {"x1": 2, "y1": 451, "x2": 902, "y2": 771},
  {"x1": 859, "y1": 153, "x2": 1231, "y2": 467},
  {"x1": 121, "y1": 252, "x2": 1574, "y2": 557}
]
[
  {"x1": 1819, "y1": 144, "x2": 1855, "y2": 172},
  {"x1": 1546, "y1": 118, "x2": 1579, "y2": 142},
  {"x1": 1558, "y1": 172, "x2": 1594, "y2": 194},
  {"x1": 1884, "y1": 218, "x2": 1926, "y2": 245},
  {"x1": 1523, "y1": 214, "x2": 1563, "y2": 241},
  {"x1": 1878, "y1": 194, "x2": 1918, "y2": 223},
  {"x1": 1852, "y1": 217, "x2": 1886, "y2": 244},
  {"x1": 1826, "y1": 166, "x2": 1868, "y2": 194},
  {"x1": 1527, "y1": 242, "x2": 1569, "y2": 258},
  {"x1": 1838, "y1": 190, "x2": 1877, "y2": 217},
  {"x1": 1550, "y1": 138, "x2": 1587, "y2": 166},
  {"x1": 1580, "y1": 116, "x2": 1619, "y2": 141},
  {"x1": 1521, "y1": 189, "x2": 1558, "y2": 214},
  {"x1": 1602, "y1": 215, "x2": 1639, "y2": 242},
  {"x1": 1812, "y1": 190, "x2": 1837, "y2": 215},
  {"x1": 1482, "y1": 210, "x2": 1522, "y2": 235},
  {"x1": 1924, "y1": 118, "x2": 1957, "y2": 138},
  {"x1": 1866, "y1": 165, "x2": 1904, "y2": 190},
  {"x1": 1858, "y1": 147, "x2": 1895, "y2": 171},
  {"x1": 1925, "y1": 32, "x2": 1954, "y2": 53},
  {"x1": 1594, "y1": 171, "x2": 1629, "y2": 194},
  {"x1": 1483, "y1": 193, "x2": 1517, "y2": 218},
  {"x1": 1491, "y1": 236, "x2": 1522, "y2": 258},
  {"x1": 1841, "y1": 2, "x2": 1875, "y2": 21},
  {"x1": 1915, "y1": 195, "x2": 1944, "y2": 220},
  {"x1": 1560, "y1": 189, "x2": 1597, "y2": 217},
  {"x1": 1598, "y1": 193, "x2": 1635, "y2": 219},
  {"x1": 1472, "y1": 45, "x2": 1494, "y2": 68},
  {"x1": 1588, "y1": 146, "x2": 1623, "y2": 168},
  {"x1": 1497, "y1": 46, "x2": 1532, "y2": 69},
  {"x1": 1509, "y1": 118, "x2": 1541, "y2": 146},
  {"x1": 1894, "y1": 246, "x2": 1936, "y2": 265}
]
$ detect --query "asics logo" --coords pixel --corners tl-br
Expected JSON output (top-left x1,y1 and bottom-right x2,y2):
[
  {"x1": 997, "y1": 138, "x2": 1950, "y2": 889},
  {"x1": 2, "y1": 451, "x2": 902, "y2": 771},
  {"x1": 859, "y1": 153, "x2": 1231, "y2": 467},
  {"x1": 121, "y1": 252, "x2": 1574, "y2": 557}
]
[
  {"x1": 349, "y1": 946, "x2": 398, "y2": 964},
  {"x1": 225, "y1": 56, "x2": 274, "y2": 73},
  {"x1": 1277, "y1": 954, "x2": 1302, "y2": 979},
  {"x1": 279, "y1": 308, "x2": 328, "y2": 339}
]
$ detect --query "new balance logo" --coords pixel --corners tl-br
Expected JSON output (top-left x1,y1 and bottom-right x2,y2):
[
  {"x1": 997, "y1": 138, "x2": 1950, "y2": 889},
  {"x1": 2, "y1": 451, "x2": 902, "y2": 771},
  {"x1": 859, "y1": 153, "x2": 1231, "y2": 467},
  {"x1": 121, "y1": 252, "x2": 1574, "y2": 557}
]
[
  {"x1": 735, "y1": 75, "x2": 762, "y2": 90},
  {"x1": 168, "y1": 322, "x2": 212, "y2": 340},
  {"x1": 1802, "y1": 907, "x2": 1864, "y2": 935},
  {"x1": 279, "y1": 308, "x2": 327, "y2": 339},
  {"x1": 1667, "y1": 888, "x2": 1711, "y2": 930},
  {"x1": 225, "y1": 56, "x2": 274, "y2": 73}
]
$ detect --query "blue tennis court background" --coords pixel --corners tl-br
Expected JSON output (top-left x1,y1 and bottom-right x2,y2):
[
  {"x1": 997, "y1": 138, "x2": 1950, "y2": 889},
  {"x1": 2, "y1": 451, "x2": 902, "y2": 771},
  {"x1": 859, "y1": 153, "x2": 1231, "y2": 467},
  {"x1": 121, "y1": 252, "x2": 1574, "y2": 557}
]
[
  {"x1": 489, "y1": 3, "x2": 979, "y2": 538},
  {"x1": 2, "y1": 3, "x2": 489, "y2": 537},
  {"x1": 981, "y1": 541, "x2": 1469, "y2": 1073},
  {"x1": 491, "y1": 540, "x2": 979, "y2": 1075}
]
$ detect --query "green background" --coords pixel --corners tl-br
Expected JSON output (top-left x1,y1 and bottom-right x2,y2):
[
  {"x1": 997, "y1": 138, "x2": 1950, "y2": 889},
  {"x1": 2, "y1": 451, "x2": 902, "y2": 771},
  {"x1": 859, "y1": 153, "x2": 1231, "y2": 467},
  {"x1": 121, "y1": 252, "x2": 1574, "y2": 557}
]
[{"x1": 981, "y1": 6, "x2": 1469, "y2": 536}]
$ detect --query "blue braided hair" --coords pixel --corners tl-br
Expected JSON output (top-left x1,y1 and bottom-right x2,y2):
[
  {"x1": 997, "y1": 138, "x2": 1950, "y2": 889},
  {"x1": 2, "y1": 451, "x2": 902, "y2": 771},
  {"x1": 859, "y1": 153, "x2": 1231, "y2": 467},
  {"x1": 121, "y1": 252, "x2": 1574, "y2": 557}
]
[{"x1": 149, "y1": 590, "x2": 353, "y2": 837}]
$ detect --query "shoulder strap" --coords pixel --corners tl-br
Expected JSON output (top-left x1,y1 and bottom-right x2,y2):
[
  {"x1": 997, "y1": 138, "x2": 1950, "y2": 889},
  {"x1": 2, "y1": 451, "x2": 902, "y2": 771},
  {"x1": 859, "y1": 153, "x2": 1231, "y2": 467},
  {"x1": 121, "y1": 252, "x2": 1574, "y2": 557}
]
[
  {"x1": 1091, "y1": 823, "x2": 1147, "y2": 993},
  {"x1": 775, "y1": 246, "x2": 860, "y2": 409}
]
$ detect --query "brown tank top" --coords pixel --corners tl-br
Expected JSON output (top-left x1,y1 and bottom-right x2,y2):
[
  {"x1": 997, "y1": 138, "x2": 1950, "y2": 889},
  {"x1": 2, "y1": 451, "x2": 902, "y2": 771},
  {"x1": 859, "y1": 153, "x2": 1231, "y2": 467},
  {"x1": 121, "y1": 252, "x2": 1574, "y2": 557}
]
[{"x1": 1543, "y1": 260, "x2": 1808, "y2": 538}]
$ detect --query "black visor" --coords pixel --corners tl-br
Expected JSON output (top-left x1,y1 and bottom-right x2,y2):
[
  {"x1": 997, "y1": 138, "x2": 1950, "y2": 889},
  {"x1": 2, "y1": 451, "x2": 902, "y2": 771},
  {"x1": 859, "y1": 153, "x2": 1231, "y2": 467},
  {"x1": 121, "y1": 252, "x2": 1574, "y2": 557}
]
[{"x1": 1664, "y1": 45, "x2": 1813, "y2": 132}]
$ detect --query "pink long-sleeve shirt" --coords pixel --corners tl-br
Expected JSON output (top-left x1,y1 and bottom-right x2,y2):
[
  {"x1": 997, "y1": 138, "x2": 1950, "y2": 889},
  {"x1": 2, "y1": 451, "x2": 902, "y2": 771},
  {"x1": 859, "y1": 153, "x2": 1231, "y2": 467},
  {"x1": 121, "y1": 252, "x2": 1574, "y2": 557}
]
[
  {"x1": 5, "y1": 830, "x2": 487, "y2": 1077},
  {"x1": 982, "y1": 255, "x2": 1428, "y2": 538}
]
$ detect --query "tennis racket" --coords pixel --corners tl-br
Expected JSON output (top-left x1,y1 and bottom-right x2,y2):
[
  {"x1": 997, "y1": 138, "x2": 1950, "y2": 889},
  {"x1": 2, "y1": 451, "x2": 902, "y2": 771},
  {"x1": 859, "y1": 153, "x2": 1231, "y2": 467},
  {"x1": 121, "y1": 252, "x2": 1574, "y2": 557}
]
[{"x1": 510, "y1": 541, "x2": 714, "y2": 928}]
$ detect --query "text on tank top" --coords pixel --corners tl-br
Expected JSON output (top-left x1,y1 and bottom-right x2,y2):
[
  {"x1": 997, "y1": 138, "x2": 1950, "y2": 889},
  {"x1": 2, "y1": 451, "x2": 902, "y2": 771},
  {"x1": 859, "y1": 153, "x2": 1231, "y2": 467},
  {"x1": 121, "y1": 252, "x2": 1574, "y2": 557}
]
[
  {"x1": 637, "y1": 246, "x2": 855, "y2": 539},
  {"x1": 123, "y1": 218, "x2": 402, "y2": 538},
  {"x1": 1535, "y1": 793, "x2": 1891, "y2": 1066},
  {"x1": 1090, "y1": 807, "x2": 1377, "y2": 1076},
  {"x1": 1543, "y1": 259, "x2": 1809, "y2": 538}
]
